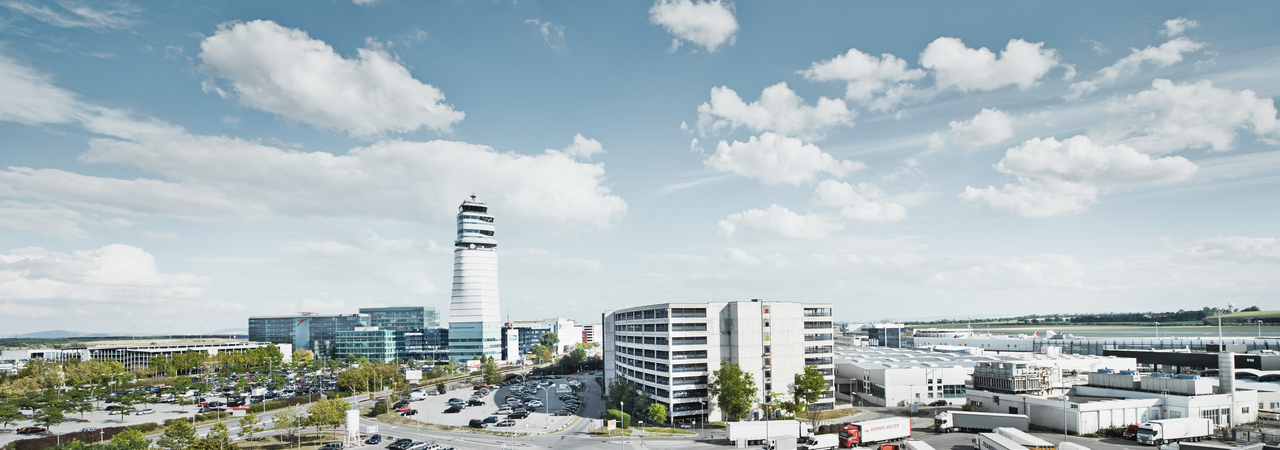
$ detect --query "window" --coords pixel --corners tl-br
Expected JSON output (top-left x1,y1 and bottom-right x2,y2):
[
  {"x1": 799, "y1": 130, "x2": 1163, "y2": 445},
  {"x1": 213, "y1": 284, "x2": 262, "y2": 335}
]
[{"x1": 672, "y1": 308, "x2": 707, "y2": 318}]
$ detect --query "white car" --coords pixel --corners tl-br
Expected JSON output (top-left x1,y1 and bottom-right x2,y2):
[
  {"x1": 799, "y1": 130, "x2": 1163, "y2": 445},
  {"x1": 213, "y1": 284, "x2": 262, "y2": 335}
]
[
  {"x1": 136, "y1": 409, "x2": 156, "y2": 415},
  {"x1": 526, "y1": 401, "x2": 543, "y2": 408}
]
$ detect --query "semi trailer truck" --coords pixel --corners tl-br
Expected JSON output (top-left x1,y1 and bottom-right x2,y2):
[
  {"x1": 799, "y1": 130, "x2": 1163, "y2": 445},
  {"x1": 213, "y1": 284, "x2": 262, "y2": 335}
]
[
  {"x1": 934, "y1": 411, "x2": 1029, "y2": 433},
  {"x1": 837, "y1": 417, "x2": 912, "y2": 448},
  {"x1": 993, "y1": 427, "x2": 1054, "y2": 450},
  {"x1": 727, "y1": 420, "x2": 813, "y2": 446},
  {"x1": 973, "y1": 433, "x2": 1026, "y2": 450}
]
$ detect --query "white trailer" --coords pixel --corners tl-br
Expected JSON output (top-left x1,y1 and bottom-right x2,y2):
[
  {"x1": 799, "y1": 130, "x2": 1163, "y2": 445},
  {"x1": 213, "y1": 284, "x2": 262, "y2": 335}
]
[
  {"x1": 726, "y1": 421, "x2": 813, "y2": 446},
  {"x1": 1135, "y1": 418, "x2": 1214, "y2": 446},
  {"x1": 837, "y1": 417, "x2": 912, "y2": 447},
  {"x1": 935, "y1": 411, "x2": 1030, "y2": 433},
  {"x1": 994, "y1": 427, "x2": 1054, "y2": 450},
  {"x1": 802, "y1": 434, "x2": 838, "y2": 450},
  {"x1": 763, "y1": 435, "x2": 798, "y2": 450},
  {"x1": 902, "y1": 440, "x2": 937, "y2": 450},
  {"x1": 973, "y1": 433, "x2": 1026, "y2": 450},
  {"x1": 1058, "y1": 443, "x2": 1090, "y2": 450}
]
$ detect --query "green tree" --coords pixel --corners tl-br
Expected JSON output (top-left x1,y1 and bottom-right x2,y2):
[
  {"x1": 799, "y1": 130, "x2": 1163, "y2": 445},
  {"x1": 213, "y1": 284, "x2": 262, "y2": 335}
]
[
  {"x1": 238, "y1": 412, "x2": 263, "y2": 439},
  {"x1": 111, "y1": 428, "x2": 150, "y2": 450},
  {"x1": 292, "y1": 349, "x2": 314, "y2": 364},
  {"x1": 791, "y1": 365, "x2": 827, "y2": 428},
  {"x1": 646, "y1": 403, "x2": 667, "y2": 426},
  {"x1": 530, "y1": 345, "x2": 553, "y2": 364},
  {"x1": 480, "y1": 356, "x2": 503, "y2": 384},
  {"x1": 193, "y1": 422, "x2": 238, "y2": 450},
  {"x1": 274, "y1": 407, "x2": 301, "y2": 436},
  {"x1": 305, "y1": 398, "x2": 349, "y2": 438},
  {"x1": 607, "y1": 378, "x2": 650, "y2": 420},
  {"x1": 0, "y1": 402, "x2": 24, "y2": 431},
  {"x1": 33, "y1": 403, "x2": 65, "y2": 434},
  {"x1": 436, "y1": 382, "x2": 446, "y2": 394},
  {"x1": 64, "y1": 389, "x2": 92, "y2": 420},
  {"x1": 157, "y1": 420, "x2": 197, "y2": 450},
  {"x1": 708, "y1": 361, "x2": 757, "y2": 421},
  {"x1": 538, "y1": 333, "x2": 559, "y2": 353}
]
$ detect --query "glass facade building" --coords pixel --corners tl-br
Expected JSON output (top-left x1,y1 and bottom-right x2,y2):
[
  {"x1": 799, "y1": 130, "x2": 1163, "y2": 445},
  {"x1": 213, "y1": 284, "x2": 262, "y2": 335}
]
[
  {"x1": 360, "y1": 307, "x2": 437, "y2": 358},
  {"x1": 248, "y1": 313, "x2": 371, "y2": 357},
  {"x1": 405, "y1": 328, "x2": 450, "y2": 364},
  {"x1": 335, "y1": 327, "x2": 397, "y2": 363}
]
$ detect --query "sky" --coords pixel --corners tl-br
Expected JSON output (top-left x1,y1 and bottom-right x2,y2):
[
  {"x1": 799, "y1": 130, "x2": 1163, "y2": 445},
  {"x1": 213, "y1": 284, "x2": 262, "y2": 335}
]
[{"x1": 1, "y1": 1, "x2": 1279, "y2": 336}]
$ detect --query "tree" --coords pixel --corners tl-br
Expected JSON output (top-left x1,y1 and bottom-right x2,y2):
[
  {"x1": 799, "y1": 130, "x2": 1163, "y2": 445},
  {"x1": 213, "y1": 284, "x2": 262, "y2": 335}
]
[
  {"x1": 530, "y1": 345, "x2": 553, "y2": 364},
  {"x1": 111, "y1": 429, "x2": 150, "y2": 450},
  {"x1": 539, "y1": 333, "x2": 559, "y2": 353},
  {"x1": 0, "y1": 402, "x2": 24, "y2": 432},
  {"x1": 791, "y1": 365, "x2": 827, "y2": 428},
  {"x1": 480, "y1": 356, "x2": 503, "y2": 384},
  {"x1": 306, "y1": 398, "x2": 349, "y2": 437},
  {"x1": 64, "y1": 389, "x2": 92, "y2": 420},
  {"x1": 33, "y1": 403, "x2": 65, "y2": 435},
  {"x1": 274, "y1": 407, "x2": 301, "y2": 436},
  {"x1": 708, "y1": 361, "x2": 757, "y2": 421},
  {"x1": 647, "y1": 403, "x2": 667, "y2": 426},
  {"x1": 193, "y1": 422, "x2": 238, "y2": 450},
  {"x1": 157, "y1": 420, "x2": 197, "y2": 450},
  {"x1": 607, "y1": 378, "x2": 650, "y2": 420},
  {"x1": 238, "y1": 412, "x2": 263, "y2": 440},
  {"x1": 436, "y1": 383, "x2": 446, "y2": 394}
]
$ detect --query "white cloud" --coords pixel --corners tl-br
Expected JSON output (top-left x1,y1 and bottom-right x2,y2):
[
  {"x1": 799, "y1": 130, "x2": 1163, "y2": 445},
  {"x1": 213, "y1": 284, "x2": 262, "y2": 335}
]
[
  {"x1": 695, "y1": 83, "x2": 854, "y2": 141},
  {"x1": 0, "y1": 244, "x2": 211, "y2": 303},
  {"x1": 351, "y1": 0, "x2": 377, "y2": 5},
  {"x1": 1161, "y1": 18, "x2": 1199, "y2": 38},
  {"x1": 0, "y1": 133, "x2": 628, "y2": 231},
  {"x1": 525, "y1": 19, "x2": 566, "y2": 51},
  {"x1": 560, "y1": 134, "x2": 604, "y2": 159},
  {"x1": 0, "y1": 51, "x2": 183, "y2": 139},
  {"x1": 273, "y1": 228, "x2": 447, "y2": 295},
  {"x1": 0, "y1": 201, "x2": 87, "y2": 239},
  {"x1": 705, "y1": 132, "x2": 864, "y2": 185},
  {"x1": 142, "y1": 231, "x2": 178, "y2": 240},
  {"x1": 927, "y1": 108, "x2": 1014, "y2": 151},
  {"x1": 197, "y1": 20, "x2": 464, "y2": 138},
  {"x1": 919, "y1": 37, "x2": 1061, "y2": 92},
  {"x1": 960, "y1": 135, "x2": 1198, "y2": 217},
  {"x1": 813, "y1": 180, "x2": 907, "y2": 222},
  {"x1": 929, "y1": 254, "x2": 1085, "y2": 289},
  {"x1": 718, "y1": 205, "x2": 844, "y2": 240},
  {"x1": 1094, "y1": 79, "x2": 1280, "y2": 154},
  {"x1": 648, "y1": 0, "x2": 738, "y2": 53},
  {"x1": 799, "y1": 47, "x2": 926, "y2": 109},
  {"x1": 1, "y1": 1, "x2": 140, "y2": 31},
  {"x1": 1066, "y1": 37, "x2": 1203, "y2": 100}
]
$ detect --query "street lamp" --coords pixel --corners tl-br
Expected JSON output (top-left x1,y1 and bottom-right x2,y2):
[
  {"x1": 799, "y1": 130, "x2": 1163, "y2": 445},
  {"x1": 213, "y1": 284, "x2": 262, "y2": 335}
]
[
  {"x1": 1059, "y1": 394, "x2": 1068, "y2": 443},
  {"x1": 1258, "y1": 320, "x2": 1264, "y2": 338},
  {"x1": 1154, "y1": 322, "x2": 1159, "y2": 341}
]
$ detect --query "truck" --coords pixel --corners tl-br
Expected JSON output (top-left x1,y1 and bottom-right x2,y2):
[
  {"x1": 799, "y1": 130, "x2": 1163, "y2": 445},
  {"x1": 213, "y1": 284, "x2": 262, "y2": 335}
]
[
  {"x1": 973, "y1": 432, "x2": 1026, "y2": 450},
  {"x1": 993, "y1": 427, "x2": 1053, "y2": 450},
  {"x1": 934, "y1": 411, "x2": 1029, "y2": 433},
  {"x1": 837, "y1": 417, "x2": 912, "y2": 448},
  {"x1": 726, "y1": 420, "x2": 813, "y2": 446},
  {"x1": 1134, "y1": 418, "x2": 1214, "y2": 446},
  {"x1": 763, "y1": 435, "x2": 798, "y2": 450},
  {"x1": 802, "y1": 434, "x2": 838, "y2": 450},
  {"x1": 902, "y1": 440, "x2": 937, "y2": 450}
]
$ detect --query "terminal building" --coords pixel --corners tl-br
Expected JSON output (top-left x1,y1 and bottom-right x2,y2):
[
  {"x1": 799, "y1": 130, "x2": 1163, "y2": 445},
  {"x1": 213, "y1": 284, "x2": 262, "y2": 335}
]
[
  {"x1": 447, "y1": 196, "x2": 504, "y2": 363},
  {"x1": 0, "y1": 341, "x2": 287, "y2": 370},
  {"x1": 248, "y1": 312, "x2": 371, "y2": 357},
  {"x1": 604, "y1": 300, "x2": 836, "y2": 424}
]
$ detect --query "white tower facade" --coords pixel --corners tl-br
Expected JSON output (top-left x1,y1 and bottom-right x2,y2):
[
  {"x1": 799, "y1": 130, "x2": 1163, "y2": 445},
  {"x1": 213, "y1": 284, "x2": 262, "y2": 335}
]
[{"x1": 448, "y1": 196, "x2": 502, "y2": 363}]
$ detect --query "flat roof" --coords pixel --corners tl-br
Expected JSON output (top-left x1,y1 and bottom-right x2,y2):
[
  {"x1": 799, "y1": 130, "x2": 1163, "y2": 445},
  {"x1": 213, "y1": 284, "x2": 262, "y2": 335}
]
[{"x1": 836, "y1": 346, "x2": 1127, "y2": 370}]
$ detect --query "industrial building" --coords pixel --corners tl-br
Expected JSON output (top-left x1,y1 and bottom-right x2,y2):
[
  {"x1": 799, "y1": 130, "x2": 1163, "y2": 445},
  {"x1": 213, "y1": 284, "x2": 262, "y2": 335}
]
[
  {"x1": 0, "y1": 341, "x2": 287, "y2": 370},
  {"x1": 248, "y1": 312, "x2": 371, "y2": 356},
  {"x1": 604, "y1": 300, "x2": 836, "y2": 424},
  {"x1": 447, "y1": 196, "x2": 503, "y2": 363},
  {"x1": 912, "y1": 329, "x2": 1280, "y2": 355},
  {"x1": 334, "y1": 327, "x2": 397, "y2": 363}
]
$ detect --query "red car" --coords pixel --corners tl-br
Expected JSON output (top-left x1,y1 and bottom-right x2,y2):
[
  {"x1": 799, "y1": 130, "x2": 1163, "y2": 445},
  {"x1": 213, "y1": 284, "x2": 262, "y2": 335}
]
[
  {"x1": 18, "y1": 427, "x2": 47, "y2": 435},
  {"x1": 395, "y1": 404, "x2": 411, "y2": 412}
]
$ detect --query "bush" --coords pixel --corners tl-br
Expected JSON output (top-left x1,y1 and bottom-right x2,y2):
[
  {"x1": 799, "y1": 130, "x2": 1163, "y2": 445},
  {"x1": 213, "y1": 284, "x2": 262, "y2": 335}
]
[
  {"x1": 370, "y1": 403, "x2": 387, "y2": 416},
  {"x1": 603, "y1": 409, "x2": 631, "y2": 429},
  {"x1": 125, "y1": 423, "x2": 160, "y2": 433},
  {"x1": 1097, "y1": 426, "x2": 1126, "y2": 438}
]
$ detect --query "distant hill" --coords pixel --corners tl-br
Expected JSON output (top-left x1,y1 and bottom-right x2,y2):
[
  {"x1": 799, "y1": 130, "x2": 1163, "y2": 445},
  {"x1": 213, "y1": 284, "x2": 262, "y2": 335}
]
[{"x1": 15, "y1": 330, "x2": 112, "y2": 338}]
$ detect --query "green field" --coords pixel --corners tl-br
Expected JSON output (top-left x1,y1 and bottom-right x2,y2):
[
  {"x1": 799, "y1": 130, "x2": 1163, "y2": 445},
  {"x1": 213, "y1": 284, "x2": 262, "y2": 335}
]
[{"x1": 941, "y1": 323, "x2": 1276, "y2": 338}]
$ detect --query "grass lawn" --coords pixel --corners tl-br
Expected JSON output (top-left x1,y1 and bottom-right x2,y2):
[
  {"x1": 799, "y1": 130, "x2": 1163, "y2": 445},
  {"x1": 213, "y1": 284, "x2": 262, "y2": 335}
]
[
  {"x1": 235, "y1": 432, "x2": 340, "y2": 450},
  {"x1": 808, "y1": 408, "x2": 860, "y2": 421},
  {"x1": 634, "y1": 426, "x2": 694, "y2": 436}
]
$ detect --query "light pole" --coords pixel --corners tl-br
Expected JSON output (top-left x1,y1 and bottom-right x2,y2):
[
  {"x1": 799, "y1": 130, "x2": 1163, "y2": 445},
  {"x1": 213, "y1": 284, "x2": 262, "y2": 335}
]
[
  {"x1": 1154, "y1": 322, "x2": 1159, "y2": 341},
  {"x1": 1219, "y1": 303, "x2": 1234, "y2": 349},
  {"x1": 701, "y1": 400, "x2": 707, "y2": 440},
  {"x1": 1258, "y1": 320, "x2": 1264, "y2": 338}
]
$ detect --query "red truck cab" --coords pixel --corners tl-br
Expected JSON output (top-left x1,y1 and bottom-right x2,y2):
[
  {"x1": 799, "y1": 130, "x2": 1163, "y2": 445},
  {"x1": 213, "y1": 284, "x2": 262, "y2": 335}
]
[{"x1": 1124, "y1": 424, "x2": 1141, "y2": 440}]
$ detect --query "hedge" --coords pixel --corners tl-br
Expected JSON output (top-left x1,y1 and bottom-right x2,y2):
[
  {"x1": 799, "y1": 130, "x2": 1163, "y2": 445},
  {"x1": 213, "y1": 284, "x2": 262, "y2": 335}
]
[
  {"x1": 603, "y1": 409, "x2": 631, "y2": 429},
  {"x1": 14, "y1": 423, "x2": 157, "y2": 450}
]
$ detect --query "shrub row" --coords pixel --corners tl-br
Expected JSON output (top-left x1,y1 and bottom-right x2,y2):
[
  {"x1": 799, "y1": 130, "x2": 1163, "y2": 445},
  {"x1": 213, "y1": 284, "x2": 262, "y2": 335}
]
[{"x1": 14, "y1": 423, "x2": 158, "y2": 450}]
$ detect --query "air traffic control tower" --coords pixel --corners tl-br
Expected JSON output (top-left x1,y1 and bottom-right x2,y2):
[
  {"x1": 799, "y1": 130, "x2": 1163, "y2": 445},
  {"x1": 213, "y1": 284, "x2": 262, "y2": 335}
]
[{"x1": 447, "y1": 195, "x2": 502, "y2": 363}]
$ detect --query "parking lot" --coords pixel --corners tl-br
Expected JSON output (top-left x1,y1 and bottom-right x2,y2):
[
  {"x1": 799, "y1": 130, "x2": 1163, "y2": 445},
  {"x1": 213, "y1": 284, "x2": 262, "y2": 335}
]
[{"x1": 401, "y1": 376, "x2": 593, "y2": 434}]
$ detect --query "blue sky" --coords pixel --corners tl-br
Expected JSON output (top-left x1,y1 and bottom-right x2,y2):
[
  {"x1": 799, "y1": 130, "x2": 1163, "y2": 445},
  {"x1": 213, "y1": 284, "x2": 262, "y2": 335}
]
[{"x1": 2, "y1": 1, "x2": 1279, "y2": 335}]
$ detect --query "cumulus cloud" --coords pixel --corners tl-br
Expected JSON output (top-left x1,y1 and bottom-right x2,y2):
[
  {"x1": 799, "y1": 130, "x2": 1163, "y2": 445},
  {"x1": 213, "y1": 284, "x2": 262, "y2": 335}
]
[
  {"x1": 0, "y1": 244, "x2": 211, "y2": 304},
  {"x1": 0, "y1": 201, "x2": 88, "y2": 239},
  {"x1": 1161, "y1": 18, "x2": 1199, "y2": 37},
  {"x1": 814, "y1": 180, "x2": 907, "y2": 222},
  {"x1": 0, "y1": 52, "x2": 183, "y2": 139},
  {"x1": 929, "y1": 254, "x2": 1085, "y2": 289},
  {"x1": 705, "y1": 132, "x2": 864, "y2": 185},
  {"x1": 648, "y1": 0, "x2": 738, "y2": 53},
  {"x1": 197, "y1": 20, "x2": 464, "y2": 137},
  {"x1": 560, "y1": 134, "x2": 604, "y2": 159},
  {"x1": 800, "y1": 47, "x2": 926, "y2": 109},
  {"x1": 1066, "y1": 37, "x2": 1203, "y2": 100},
  {"x1": 1, "y1": 1, "x2": 140, "y2": 31},
  {"x1": 960, "y1": 135, "x2": 1198, "y2": 217},
  {"x1": 927, "y1": 108, "x2": 1014, "y2": 151},
  {"x1": 525, "y1": 19, "x2": 566, "y2": 51},
  {"x1": 695, "y1": 83, "x2": 854, "y2": 141},
  {"x1": 1094, "y1": 79, "x2": 1280, "y2": 154},
  {"x1": 0, "y1": 133, "x2": 627, "y2": 231},
  {"x1": 718, "y1": 205, "x2": 844, "y2": 240},
  {"x1": 919, "y1": 37, "x2": 1061, "y2": 92}
]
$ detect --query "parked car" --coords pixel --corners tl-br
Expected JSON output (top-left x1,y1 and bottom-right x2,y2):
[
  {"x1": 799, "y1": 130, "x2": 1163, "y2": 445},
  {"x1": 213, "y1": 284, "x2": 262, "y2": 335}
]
[
  {"x1": 365, "y1": 434, "x2": 382, "y2": 444},
  {"x1": 386, "y1": 438, "x2": 413, "y2": 449},
  {"x1": 526, "y1": 400, "x2": 543, "y2": 408},
  {"x1": 136, "y1": 408, "x2": 155, "y2": 415},
  {"x1": 400, "y1": 409, "x2": 418, "y2": 416},
  {"x1": 403, "y1": 442, "x2": 429, "y2": 450},
  {"x1": 508, "y1": 411, "x2": 529, "y2": 419},
  {"x1": 17, "y1": 427, "x2": 47, "y2": 435},
  {"x1": 483, "y1": 415, "x2": 499, "y2": 423},
  {"x1": 395, "y1": 404, "x2": 411, "y2": 412},
  {"x1": 553, "y1": 410, "x2": 571, "y2": 416},
  {"x1": 319, "y1": 443, "x2": 344, "y2": 450},
  {"x1": 496, "y1": 419, "x2": 516, "y2": 427},
  {"x1": 927, "y1": 400, "x2": 948, "y2": 406},
  {"x1": 443, "y1": 406, "x2": 463, "y2": 414},
  {"x1": 468, "y1": 419, "x2": 487, "y2": 429},
  {"x1": 467, "y1": 399, "x2": 485, "y2": 406}
]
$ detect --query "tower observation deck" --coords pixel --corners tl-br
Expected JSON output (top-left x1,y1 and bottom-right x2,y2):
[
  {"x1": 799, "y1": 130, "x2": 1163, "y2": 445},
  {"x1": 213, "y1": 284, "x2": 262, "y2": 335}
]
[{"x1": 447, "y1": 195, "x2": 502, "y2": 362}]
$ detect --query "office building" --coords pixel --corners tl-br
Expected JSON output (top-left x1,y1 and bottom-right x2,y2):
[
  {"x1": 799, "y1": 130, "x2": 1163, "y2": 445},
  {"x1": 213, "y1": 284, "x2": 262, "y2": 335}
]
[
  {"x1": 448, "y1": 196, "x2": 503, "y2": 363},
  {"x1": 248, "y1": 313, "x2": 370, "y2": 356},
  {"x1": 865, "y1": 323, "x2": 907, "y2": 348},
  {"x1": 335, "y1": 327, "x2": 397, "y2": 363},
  {"x1": 360, "y1": 306, "x2": 435, "y2": 358},
  {"x1": 0, "y1": 341, "x2": 288, "y2": 370},
  {"x1": 510, "y1": 318, "x2": 583, "y2": 354},
  {"x1": 405, "y1": 328, "x2": 450, "y2": 364},
  {"x1": 581, "y1": 324, "x2": 602, "y2": 345},
  {"x1": 604, "y1": 300, "x2": 836, "y2": 424}
]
